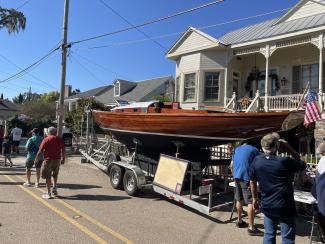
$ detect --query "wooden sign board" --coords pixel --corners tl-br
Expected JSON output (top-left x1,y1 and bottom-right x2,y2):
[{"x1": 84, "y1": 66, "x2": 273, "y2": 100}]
[{"x1": 153, "y1": 154, "x2": 189, "y2": 194}]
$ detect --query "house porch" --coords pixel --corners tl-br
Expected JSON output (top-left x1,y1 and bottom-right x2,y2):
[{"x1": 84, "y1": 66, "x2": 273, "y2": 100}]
[{"x1": 224, "y1": 33, "x2": 325, "y2": 112}]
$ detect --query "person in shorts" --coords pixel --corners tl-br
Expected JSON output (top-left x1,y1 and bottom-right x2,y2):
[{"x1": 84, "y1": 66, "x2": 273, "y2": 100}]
[
  {"x1": 10, "y1": 124, "x2": 22, "y2": 154},
  {"x1": 24, "y1": 128, "x2": 44, "y2": 187},
  {"x1": 2, "y1": 136, "x2": 13, "y2": 167},
  {"x1": 231, "y1": 143, "x2": 262, "y2": 236},
  {"x1": 35, "y1": 127, "x2": 65, "y2": 199}
]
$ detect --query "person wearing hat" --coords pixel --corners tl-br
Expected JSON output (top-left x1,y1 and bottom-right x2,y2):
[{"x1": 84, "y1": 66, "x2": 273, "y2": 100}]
[
  {"x1": 24, "y1": 128, "x2": 44, "y2": 187},
  {"x1": 250, "y1": 132, "x2": 306, "y2": 244},
  {"x1": 35, "y1": 126, "x2": 65, "y2": 199}
]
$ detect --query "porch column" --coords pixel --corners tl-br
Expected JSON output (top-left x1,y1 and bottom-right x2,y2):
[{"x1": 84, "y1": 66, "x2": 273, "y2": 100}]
[
  {"x1": 264, "y1": 44, "x2": 270, "y2": 112},
  {"x1": 319, "y1": 33, "x2": 324, "y2": 94},
  {"x1": 224, "y1": 67, "x2": 228, "y2": 107}
]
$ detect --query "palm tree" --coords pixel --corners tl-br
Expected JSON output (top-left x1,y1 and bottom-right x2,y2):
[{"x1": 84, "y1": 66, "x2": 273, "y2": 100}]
[{"x1": 0, "y1": 7, "x2": 26, "y2": 34}]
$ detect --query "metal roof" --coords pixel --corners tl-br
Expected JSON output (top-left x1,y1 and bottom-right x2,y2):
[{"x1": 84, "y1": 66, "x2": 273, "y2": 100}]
[{"x1": 219, "y1": 13, "x2": 325, "y2": 45}]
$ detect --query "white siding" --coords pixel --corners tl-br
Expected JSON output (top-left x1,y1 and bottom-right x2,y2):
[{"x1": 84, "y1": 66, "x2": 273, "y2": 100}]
[
  {"x1": 178, "y1": 53, "x2": 201, "y2": 72},
  {"x1": 172, "y1": 32, "x2": 215, "y2": 55},
  {"x1": 200, "y1": 51, "x2": 227, "y2": 69},
  {"x1": 286, "y1": 0, "x2": 325, "y2": 22}
]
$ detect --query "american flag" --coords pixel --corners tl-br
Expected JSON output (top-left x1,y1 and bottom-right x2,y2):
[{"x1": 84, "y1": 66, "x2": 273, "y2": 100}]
[{"x1": 303, "y1": 90, "x2": 322, "y2": 127}]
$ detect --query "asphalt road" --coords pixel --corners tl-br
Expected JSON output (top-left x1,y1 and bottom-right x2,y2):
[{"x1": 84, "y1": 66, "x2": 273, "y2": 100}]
[{"x1": 0, "y1": 154, "x2": 315, "y2": 244}]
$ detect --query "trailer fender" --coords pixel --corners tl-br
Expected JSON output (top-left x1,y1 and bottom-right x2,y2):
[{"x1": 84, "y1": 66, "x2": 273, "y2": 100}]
[{"x1": 110, "y1": 161, "x2": 146, "y2": 188}]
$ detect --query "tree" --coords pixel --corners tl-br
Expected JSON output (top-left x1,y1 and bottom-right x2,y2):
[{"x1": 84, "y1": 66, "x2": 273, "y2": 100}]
[
  {"x1": 65, "y1": 98, "x2": 107, "y2": 135},
  {"x1": 0, "y1": 93, "x2": 3, "y2": 100},
  {"x1": 22, "y1": 100, "x2": 56, "y2": 123},
  {"x1": 41, "y1": 91, "x2": 60, "y2": 103},
  {"x1": 12, "y1": 92, "x2": 41, "y2": 104},
  {"x1": 0, "y1": 7, "x2": 26, "y2": 34}
]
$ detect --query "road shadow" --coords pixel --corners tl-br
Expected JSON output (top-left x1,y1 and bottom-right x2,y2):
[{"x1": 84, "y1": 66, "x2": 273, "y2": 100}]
[
  {"x1": 57, "y1": 183, "x2": 102, "y2": 190},
  {"x1": 0, "y1": 167, "x2": 26, "y2": 172},
  {"x1": 0, "y1": 173, "x2": 25, "y2": 176},
  {"x1": 0, "y1": 181, "x2": 24, "y2": 186},
  {"x1": 58, "y1": 194, "x2": 131, "y2": 201},
  {"x1": 0, "y1": 201, "x2": 17, "y2": 204}
]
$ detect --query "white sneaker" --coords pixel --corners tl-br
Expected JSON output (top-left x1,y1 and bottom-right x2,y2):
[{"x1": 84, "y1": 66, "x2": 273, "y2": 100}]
[
  {"x1": 42, "y1": 193, "x2": 53, "y2": 199},
  {"x1": 23, "y1": 182, "x2": 32, "y2": 187},
  {"x1": 34, "y1": 183, "x2": 39, "y2": 188}
]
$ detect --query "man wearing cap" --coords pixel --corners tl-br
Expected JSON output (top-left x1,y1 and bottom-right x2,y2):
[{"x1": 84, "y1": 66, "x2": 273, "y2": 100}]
[
  {"x1": 35, "y1": 127, "x2": 65, "y2": 199},
  {"x1": 231, "y1": 143, "x2": 262, "y2": 235},
  {"x1": 24, "y1": 128, "x2": 44, "y2": 187},
  {"x1": 250, "y1": 132, "x2": 306, "y2": 244}
]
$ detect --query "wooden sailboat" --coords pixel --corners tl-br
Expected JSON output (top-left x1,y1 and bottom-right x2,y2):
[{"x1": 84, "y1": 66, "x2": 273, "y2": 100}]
[{"x1": 92, "y1": 101, "x2": 304, "y2": 153}]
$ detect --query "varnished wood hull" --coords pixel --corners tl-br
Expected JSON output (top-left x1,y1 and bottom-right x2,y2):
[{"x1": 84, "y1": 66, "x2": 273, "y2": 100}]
[{"x1": 92, "y1": 110, "x2": 304, "y2": 151}]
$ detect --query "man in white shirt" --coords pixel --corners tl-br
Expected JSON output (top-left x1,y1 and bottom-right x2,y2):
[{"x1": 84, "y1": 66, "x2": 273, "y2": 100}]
[{"x1": 10, "y1": 124, "x2": 22, "y2": 154}]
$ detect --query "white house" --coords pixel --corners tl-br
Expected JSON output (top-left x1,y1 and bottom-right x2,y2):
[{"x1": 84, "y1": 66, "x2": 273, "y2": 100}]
[{"x1": 167, "y1": 0, "x2": 325, "y2": 113}]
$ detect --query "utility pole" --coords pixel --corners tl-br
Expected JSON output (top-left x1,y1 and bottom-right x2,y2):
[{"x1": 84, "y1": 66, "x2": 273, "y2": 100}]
[{"x1": 57, "y1": 0, "x2": 70, "y2": 137}]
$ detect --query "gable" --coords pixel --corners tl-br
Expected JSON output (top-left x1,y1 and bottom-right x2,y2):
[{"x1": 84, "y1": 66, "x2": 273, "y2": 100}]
[
  {"x1": 277, "y1": 0, "x2": 325, "y2": 23},
  {"x1": 167, "y1": 27, "x2": 221, "y2": 59},
  {"x1": 175, "y1": 31, "x2": 216, "y2": 53}
]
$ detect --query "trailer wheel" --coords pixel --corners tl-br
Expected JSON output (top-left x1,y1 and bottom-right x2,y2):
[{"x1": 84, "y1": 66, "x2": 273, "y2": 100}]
[
  {"x1": 123, "y1": 170, "x2": 138, "y2": 196},
  {"x1": 110, "y1": 165, "x2": 123, "y2": 189}
]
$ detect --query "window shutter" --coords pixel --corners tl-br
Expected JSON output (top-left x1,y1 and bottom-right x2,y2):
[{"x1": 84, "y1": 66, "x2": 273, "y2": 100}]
[{"x1": 292, "y1": 66, "x2": 301, "y2": 93}]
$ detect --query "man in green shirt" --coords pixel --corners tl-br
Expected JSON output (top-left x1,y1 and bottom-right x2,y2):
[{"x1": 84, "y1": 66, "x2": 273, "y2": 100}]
[{"x1": 24, "y1": 128, "x2": 44, "y2": 187}]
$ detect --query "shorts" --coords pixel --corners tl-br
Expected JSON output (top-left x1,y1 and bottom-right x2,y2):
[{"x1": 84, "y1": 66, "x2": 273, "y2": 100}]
[
  {"x1": 12, "y1": 141, "x2": 20, "y2": 146},
  {"x1": 26, "y1": 160, "x2": 43, "y2": 169},
  {"x1": 234, "y1": 179, "x2": 253, "y2": 205},
  {"x1": 41, "y1": 159, "x2": 61, "y2": 179}
]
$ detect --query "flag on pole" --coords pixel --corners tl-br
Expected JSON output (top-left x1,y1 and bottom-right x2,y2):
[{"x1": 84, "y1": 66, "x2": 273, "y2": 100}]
[{"x1": 303, "y1": 90, "x2": 322, "y2": 127}]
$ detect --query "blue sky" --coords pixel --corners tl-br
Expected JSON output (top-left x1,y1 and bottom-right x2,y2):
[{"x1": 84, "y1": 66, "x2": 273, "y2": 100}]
[{"x1": 0, "y1": 0, "x2": 298, "y2": 100}]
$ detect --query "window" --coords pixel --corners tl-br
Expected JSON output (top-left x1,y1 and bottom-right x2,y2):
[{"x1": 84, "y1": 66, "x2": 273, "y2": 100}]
[
  {"x1": 292, "y1": 64, "x2": 320, "y2": 93},
  {"x1": 302, "y1": 64, "x2": 318, "y2": 91},
  {"x1": 175, "y1": 76, "x2": 180, "y2": 102},
  {"x1": 183, "y1": 73, "x2": 196, "y2": 102},
  {"x1": 114, "y1": 82, "x2": 120, "y2": 97},
  {"x1": 204, "y1": 72, "x2": 220, "y2": 100},
  {"x1": 258, "y1": 69, "x2": 278, "y2": 96}
]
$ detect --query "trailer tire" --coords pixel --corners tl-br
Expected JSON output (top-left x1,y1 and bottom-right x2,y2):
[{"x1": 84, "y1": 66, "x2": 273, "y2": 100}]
[
  {"x1": 123, "y1": 170, "x2": 138, "y2": 196},
  {"x1": 109, "y1": 165, "x2": 123, "y2": 189}
]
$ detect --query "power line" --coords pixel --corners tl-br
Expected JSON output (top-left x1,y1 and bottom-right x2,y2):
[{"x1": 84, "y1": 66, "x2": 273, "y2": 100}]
[
  {"x1": 99, "y1": 0, "x2": 167, "y2": 51},
  {"x1": 0, "y1": 46, "x2": 60, "y2": 85},
  {"x1": 88, "y1": 7, "x2": 290, "y2": 50},
  {"x1": 73, "y1": 52, "x2": 126, "y2": 79},
  {"x1": 70, "y1": 54, "x2": 109, "y2": 86},
  {"x1": 70, "y1": 0, "x2": 224, "y2": 45},
  {"x1": 16, "y1": 0, "x2": 32, "y2": 10}
]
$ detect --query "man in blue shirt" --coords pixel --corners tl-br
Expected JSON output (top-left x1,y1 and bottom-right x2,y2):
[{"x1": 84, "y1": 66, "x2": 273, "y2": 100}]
[
  {"x1": 250, "y1": 132, "x2": 306, "y2": 244},
  {"x1": 231, "y1": 143, "x2": 261, "y2": 235}
]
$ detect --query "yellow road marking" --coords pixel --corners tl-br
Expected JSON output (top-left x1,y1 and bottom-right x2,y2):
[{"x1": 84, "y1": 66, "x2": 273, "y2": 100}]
[
  {"x1": 16, "y1": 175, "x2": 134, "y2": 244},
  {"x1": 4, "y1": 174, "x2": 109, "y2": 244}
]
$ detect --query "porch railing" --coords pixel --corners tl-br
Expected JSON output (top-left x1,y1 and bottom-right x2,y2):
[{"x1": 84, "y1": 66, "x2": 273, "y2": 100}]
[
  {"x1": 263, "y1": 94, "x2": 304, "y2": 111},
  {"x1": 225, "y1": 93, "x2": 320, "y2": 112}
]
